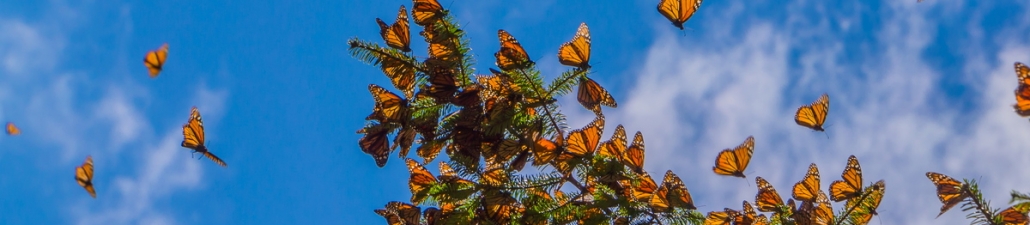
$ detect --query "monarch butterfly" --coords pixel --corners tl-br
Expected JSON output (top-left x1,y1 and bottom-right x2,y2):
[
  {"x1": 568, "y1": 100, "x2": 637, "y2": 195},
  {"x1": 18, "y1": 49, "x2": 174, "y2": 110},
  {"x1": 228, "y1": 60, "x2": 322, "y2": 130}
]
[
  {"x1": 143, "y1": 43, "x2": 168, "y2": 78},
  {"x1": 754, "y1": 215, "x2": 770, "y2": 225},
  {"x1": 795, "y1": 93, "x2": 829, "y2": 131},
  {"x1": 736, "y1": 201, "x2": 757, "y2": 225},
  {"x1": 810, "y1": 191, "x2": 834, "y2": 225},
  {"x1": 565, "y1": 115, "x2": 604, "y2": 157},
  {"x1": 479, "y1": 69, "x2": 520, "y2": 98},
  {"x1": 616, "y1": 132, "x2": 644, "y2": 175},
  {"x1": 480, "y1": 161, "x2": 509, "y2": 186},
  {"x1": 495, "y1": 30, "x2": 533, "y2": 71},
  {"x1": 755, "y1": 176, "x2": 786, "y2": 213},
  {"x1": 367, "y1": 84, "x2": 409, "y2": 124},
  {"x1": 558, "y1": 23, "x2": 591, "y2": 69},
  {"x1": 846, "y1": 180, "x2": 885, "y2": 225},
  {"x1": 375, "y1": 208, "x2": 405, "y2": 225},
  {"x1": 421, "y1": 59, "x2": 458, "y2": 103},
  {"x1": 926, "y1": 172, "x2": 968, "y2": 218},
  {"x1": 381, "y1": 201, "x2": 421, "y2": 225},
  {"x1": 792, "y1": 163, "x2": 821, "y2": 202},
  {"x1": 531, "y1": 135, "x2": 560, "y2": 166},
  {"x1": 597, "y1": 124, "x2": 626, "y2": 159},
  {"x1": 75, "y1": 155, "x2": 96, "y2": 198},
  {"x1": 1012, "y1": 62, "x2": 1030, "y2": 116},
  {"x1": 406, "y1": 158, "x2": 437, "y2": 204},
  {"x1": 660, "y1": 170, "x2": 696, "y2": 210},
  {"x1": 392, "y1": 127, "x2": 416, "y2": 159},
  {"x1": 712, "y1": 136, "x2": 754, "y2": 178},
  {"x1": 451, "y1": 85, "x2": 482, "y2": 107},
  {"x1": 181, "y1": 107, "x2": 228, "y2": 167},
  {"x1": 830, "y1": 155, "x2": 862, "y2": 202},
  {"x1": 421, "y1": 23, "x2": 460, "y2": 63},
  {"x1": 437, "y1": 161, "x2": 473, "y2": 186},
  {"x1": 704, "y1": 209, "x2": 739, "y2": 225},
  {"x1": 377, "y1": 5, "x2": 411, "y2": 52},
  {"x1": 998, "y1": 206, "x2": 1029, "y2": 225},
  {"x1": 482, "y1": 190, "x2": 521, "y2": 224},
  {"x1": 633, "y1": 171, "x2": 659, "y2": 203},
  {"x1": 6, "y1": 122, "x2": 20, "y2": 135},
  {"x1": 577, "y1": 77, "x2": 617, "y2": 115},
  {"x1": 359, "y1": 124, "x2": 391, "y2": 167},
  {"x1": 411, "y1": 0, "x2": 445, "y2": 26},
  {"x1": 657, "y1": 0, "x2": 703, "y2": 30}
]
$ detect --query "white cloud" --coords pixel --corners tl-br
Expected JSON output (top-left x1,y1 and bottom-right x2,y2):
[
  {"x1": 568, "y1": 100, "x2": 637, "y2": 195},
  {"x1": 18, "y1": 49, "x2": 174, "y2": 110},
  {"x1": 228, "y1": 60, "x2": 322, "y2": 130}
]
[{"x1": 584, "y1": 0, "x2": 1030, "y2": 224}]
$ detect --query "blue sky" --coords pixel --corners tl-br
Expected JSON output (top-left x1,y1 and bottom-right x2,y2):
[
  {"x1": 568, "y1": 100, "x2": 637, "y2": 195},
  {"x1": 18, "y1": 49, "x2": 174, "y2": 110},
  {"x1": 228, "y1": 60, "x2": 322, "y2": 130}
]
[{"x1": 0, "y1": 0, "x2": 1029, "y2": 224}]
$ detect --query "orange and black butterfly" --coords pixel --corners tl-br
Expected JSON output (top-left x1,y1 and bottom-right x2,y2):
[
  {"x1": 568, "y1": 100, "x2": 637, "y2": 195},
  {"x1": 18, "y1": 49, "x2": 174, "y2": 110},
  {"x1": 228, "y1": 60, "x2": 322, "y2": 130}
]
[
  {"x1": 927, "y1": 172, "x2": 968, "y2": 218},
  {"x1": 181, "y1": 107, "x2": 228, "y2": 167},
  {"x1": 830, "y1": 155, "x2": 863, "y2": 202},
  {"x1": 482, "y1": 190, "x2": 522, "y2": 224},
  {"x1": 368, "y1": 84, "x2": 409, "y2": 124},
  {"x1": 1012, "y1": 62, "x2": 1030, "y2": 116},
  {"x1": 421, "y1": 24, "x2": 460, "y2": 64},
  {"x1": 377, "y1": 201, "x2": 421, "y2": 225},
  {"x1": 565, "y1": 115, "x2": 604, "y2": 157},
  {"x1": 375, "y1": 208, "x2": 404, "y2": 225},
  {"x1": 495, "y1": 30, "x2": 533, "y2": 71},
  {"x1": 359, "y1": 124, "x2": 391, "y2": 167},
  {"x1": 847, "y1": 180, "x2": 885, "y2": 225},
  {"x1": 420, "y1": 59, "x2": 458, "y2": 103},
  {"x1": 652, "y1": 170, "x2": 696, "y2": 212},
  {"x1": 704, "y1": 208, "x2": 740, "y2": 225},
  {"x1": 632, "y1": 171, "x2": 659, "y2": 203},
  {"x1": 75, "y1": 155, "x2": 96, "y2": 198},
  {"x1": 809, "y1": 191, "x2": 834, "y2": 225},
  {"x1": 143, "y1": 43, "x2": 169, "y2": 78},
  {"x1": 597, "y1": 124, "x2": 626, "y2": 159},
  {"x1": 795, "y1": 93, "x2": 829, "y2": 132},
  {"x1": 657, "y1": 0, "x2": 703, "y2": 30},
  {"x1": 736, "y1": 201, "x2": 757, "y2": 225},
  {"x1": 622, "y1": 131, "x2": 646, "y2": 174},
  {"x1": 6, "y1": 122, "x2": 20, "y2": 136},
  {"x1": 998, "y1": 205, "x2": 1029, "y2": 225},
  {"x1": 712, "y1": 136, "x2": 754, "y2": 178},
  {"x1": 792, "y1": 163, "x2": 821, "y2": 202},
  {"x1": 411, "y1": 0, "x2": 445, "y2": 26},
  {"x1": 577, "y1": 77, "x2": 617, "y2": 115},
  {"x1": 377, "y1": 5, "x2": 411, "y2": 52},
  {"x1": 755, "y1": 176, "x2": 788, "y2": 214},
  {"x1": 406, "y1": 158, "x2": 437, "y2": 203},
  {"x1": 558, "y1": 23, "x2": 591, "y2": 69}
]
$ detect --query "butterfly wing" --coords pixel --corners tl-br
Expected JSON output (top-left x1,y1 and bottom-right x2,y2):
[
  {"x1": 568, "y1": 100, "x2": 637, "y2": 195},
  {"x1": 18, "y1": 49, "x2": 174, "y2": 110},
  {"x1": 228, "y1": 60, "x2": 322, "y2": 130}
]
[
  {"x1": 6, "y1": 122, "x2": 20, "y2": 136},
  {"x1": 360, "y1": 125, "x2": 392, "y2": 167},
  {"x1": 999, "y1": 206, "x2": 1029, "y2": 225},
  {"x1": 1013, "y1": 62, "x2": 1030, "y2": 116},
  {"x1": 406, "y1": 158, "x2": 437, "y2": 203},
  {"x1": 830, "y1": 155, "x2": 862, "y2": 202},
  {"x1": 623, "y1": 131, "x2": 646, "y2": 174},
  {"x1": 411, "y1": 0, "x2": 445, "y2": 26},
  {"x1": 792, "y1": 163, "x2": 821, "y2": 202},
  {"x1": 495, "y1": 30, "x2": 532, "y2": 70},
  {"x1": 663, "y1": 170, "x2": 697, "y2": 210},
  {"x1": 181, "y1": 107, "x2": 205, "y2": 149},
  {"x1": 927, "y1": 172, "x2": 968, "y2": 217},
  {"x1": 143, "y1": 43, "x2": 168, "y2": 78},
  {"x1": 557, "y1": 23, "x2": 591, "y2": 69},
  {"x1": 368, "y1": 84, "x2": 408, "y2": 124},
  {"x1": 598, "y1": 124, "x2": 627, "y2": 159},
  {"x1": 75, "y1": 156, "x2": 96, "y2": 198},
  {"x1": 565, "y1": 115, "x2": 604, "y2": 157},
  {"x1": 378, "y1": 6, "x2": 411, "y2": 52},
  {"x1": 577, "y1": 77, "x2": 617, "y2": 114},
  {"x1": 633, "y1": 171, "x2": 659, "y2": 203},
  {"x1": 755, "y1": 176, "x2": 785, "y2": 212}
]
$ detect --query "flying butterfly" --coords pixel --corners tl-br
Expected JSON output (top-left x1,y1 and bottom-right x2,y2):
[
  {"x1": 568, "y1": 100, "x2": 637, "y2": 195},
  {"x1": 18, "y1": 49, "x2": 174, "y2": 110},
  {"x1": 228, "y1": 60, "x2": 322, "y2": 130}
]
[
  {"x1": 6, "y1": 122, "x2": 20, "y2": 136},
  {"x1": 74, "y1": 155, "x2": 96, "y2": 198},
  {"x1": 495, "y1": 29, "x2": 533, "y2": 71},
  {"x1": 411, "y1": 0, "x2": 445, "y2": 26},
  {"x1": 377, "y1": 5, "x2": 411, "y2": 52},
  {"x1": 926, "y1": 172, "x2": 968, "y2": 218},
  {"x1": 712, "y1": 136, "x2": 754, "y2": 178},
  {"x1": 793, "y1": 163, "x2": 821, "y2": 202},
  {"x1": 657, "y1": 0, "x2": 703, "y2": 30},
  {"x1": 755, "y1": 176, "x2": 786, "y2": 213},
  {"x1": 558, "y1": 23, "x2": 591, "y2": 69},
  {"x1": 181, "y1": 107, "x2": 228, "y2": 167},
  {"x1": 623, "y1": 131, "x2": 646, "y2": 174},
  {"x1": 577, "y1": 76, "x2": 617, "y2": 115},
  {"x1": 795, "y1": 93, "x2": 829, "y2": 132},
  {"x1": 143, "y1": 43, "x2": 169, "y2": 78},
  {"x1": 830, "y1": 155, "x2": 862, "y2": 202},
  {"x1": 565, "y1": 115, "x2": 604, "y2": 157},
  {"x1": 1012, "y1": 62, "x2": 1030, "y2": 117},
  {"x1": 407, "y1": 158, "x2": 437, "y2": 204}
]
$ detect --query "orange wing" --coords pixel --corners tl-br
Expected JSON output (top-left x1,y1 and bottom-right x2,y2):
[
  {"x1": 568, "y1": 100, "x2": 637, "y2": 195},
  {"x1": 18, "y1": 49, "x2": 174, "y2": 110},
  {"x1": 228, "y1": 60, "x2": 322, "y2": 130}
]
[
  {"x1": 704, "y1": 209, "x2": 738, "y2": 225},
  {"x1": 367, "y1": 84, "x2": 409, "y2": 124},
  {"x1": 999, "y1": 206, "x2": 1029, "y2": 225},
  {"x1": 597, "y1": 124, "x2": 627, "y2": 159},
  {"x1": 406, "y1": 158, "x2": 437, "y2": 203},
  {"x1": 74, "y1": 155, "x2": 96, "y2": 198},
  {"x1": 557, "y1": 23, "x2": 591, "y2": 69},
  {"x1": 377, "y1": 5, "x2": 411, "y2": 52},
  {"x1": 755, "y1": 176, "x2": 786, "y2": 213},
  {"x1": 633, "y1": 171, "x2": 659, "y2": 203},
  {"x1": 657, "y1": 0, "x2": 703, "y2": 30},
  {"x1": 577, "y1": 76, "x2": 617, "y2": 114},
  {"x1": 495, "y1": 30, "x2": 533, "y2": 70},
  {"x1": 359, "y1": 124, "x2": 392, "y2": 167},
  {"x1": 846, "y1": 180, "x2": 885, "y2": 224},
  {"x1": 927, "y1": 172, "x2": 968, "y2": 218},
  {"x1": 565, "y1": 115, "x2": 604, "y2": 157},
  {"x1": 1013, "y1": 62, "x2": 1030, "y2": 116},
  {"x1": 143, "y1": 43, "x2": 169, "y2": 78},
  {"x1": 383, "y1": 201, "x2": 421, "y2": 225},
  {"x1": 795, "y1": 93, "x2": 829, "y2": 131},
  {"x1": 830, "y1": 155, "x2": 862, "y2": 202},
  {"x1": 411, "y1": 0, "x2": 445, "y2": 26},
  {"x1": 792, "y1": 163, "x2": 821, "y2": 202},
  {"x1": 6, "y1": 122, "x2": 20, "y2": 136},
  {"x1": 622, "y1": 131, "x2": 646, "y2": 174},
  {"x1": 712, "y1": 136, "x2": 754, "y2": 178},
  {"x1": 662, "y1": 170, "x2": 696, "y2": 210},
  {"x1": 736, "y1": 201, "x2": 757, "y2": 225},
  {"x1": 375, "y1": 209, "x2": 405, "y2": 225}
]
